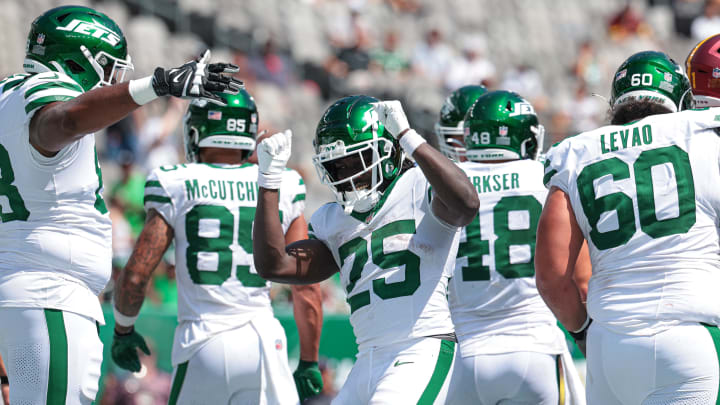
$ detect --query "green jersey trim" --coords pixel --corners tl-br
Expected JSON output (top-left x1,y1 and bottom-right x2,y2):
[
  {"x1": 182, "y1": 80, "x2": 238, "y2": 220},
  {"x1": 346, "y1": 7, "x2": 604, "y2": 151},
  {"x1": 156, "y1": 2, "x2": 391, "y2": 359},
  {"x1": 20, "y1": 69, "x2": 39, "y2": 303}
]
[
  {"x1": 24, "y1": 81, "x2": 83, "y2": 99},
  {"x1": 144, "y1": 195, "x2": 172, "y2": 204},
  {"x1": 168, "y1": 361, "x2": 188, "y2": 405},
  {"x1": 702, "y1": 323, "x2": 720, "y2": 405},
  {"x1": 417, "y1": 339, "x2": 455, "y2": 405},
  {"x1": 45, "y1": 309, "x2": 68, "y2": 405},
  {"x1": 25, "y1": 95, "x2": 76, "y2": 114},
  {"x1": 350, "y1": 169, "x2": 406, "y2": 222},
  {"x1": 144, "y1": 180, "x2": 162, "y2": 189},
  {"x1": 1, "y1": 74, "x2": 32, "y2": 92},
  {"x1": 292, "y1": 193, "x2": 306, "y2": 203}
]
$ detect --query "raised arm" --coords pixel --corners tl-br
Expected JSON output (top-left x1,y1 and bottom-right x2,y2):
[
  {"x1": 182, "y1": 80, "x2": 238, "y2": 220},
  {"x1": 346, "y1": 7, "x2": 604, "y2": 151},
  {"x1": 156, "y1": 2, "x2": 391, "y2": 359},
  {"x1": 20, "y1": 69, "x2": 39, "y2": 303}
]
[
  {"x1": 284, "y1": 215, "x2": 325, "y2": 401},
  {"x1": 253, "y1": 130, "x2": 340, "y2": 284},
  {"x1": 372, "y1": 101, "x2": 479, "y2": 227},
  {"x1": 111, "y1": 209, "x2": 174, "y2": 371},
  {"x1": 30, "y1": 51, "x2": 242, "y2": 155},
  {"x1": 535, "y1": 187, "x2": 588, "y2": 333}
]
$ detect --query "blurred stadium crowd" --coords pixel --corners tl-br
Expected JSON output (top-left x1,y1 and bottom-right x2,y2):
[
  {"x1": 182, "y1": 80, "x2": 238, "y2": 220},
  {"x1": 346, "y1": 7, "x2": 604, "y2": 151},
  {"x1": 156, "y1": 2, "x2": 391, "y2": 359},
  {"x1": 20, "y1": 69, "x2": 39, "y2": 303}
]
[{"x1": 1, "y1": 0, "x2": 719, "y2": 402}]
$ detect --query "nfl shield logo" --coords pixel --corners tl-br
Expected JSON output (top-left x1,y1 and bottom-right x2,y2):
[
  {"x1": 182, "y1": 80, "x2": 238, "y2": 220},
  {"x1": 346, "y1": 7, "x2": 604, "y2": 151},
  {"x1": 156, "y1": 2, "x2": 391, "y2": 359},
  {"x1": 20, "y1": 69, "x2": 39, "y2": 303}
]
[
  {"x1": 275, "y1": 339, "x2": 283, "y2": 350},
  {"x1": 615, "y1": 69, "x2": 627, "y2": 80},
  {"x1": 37, "y1": 33, "x2": 45, "y2": 44},
  {"x1": 251, "y1": 113, "x2": 257, "y2": 123},
  {"x1": 208, "y1": 111, "x2": 222, "y2": 120},
  {"x1": 664, "y1": 72, "x2": 672, "y2": 82},
  {"x1": 713, "y1": 68, "x2": 720, "y2": 79},
  {"x1": 499, "y1": 126, "x2": 508, "y2": 136}
]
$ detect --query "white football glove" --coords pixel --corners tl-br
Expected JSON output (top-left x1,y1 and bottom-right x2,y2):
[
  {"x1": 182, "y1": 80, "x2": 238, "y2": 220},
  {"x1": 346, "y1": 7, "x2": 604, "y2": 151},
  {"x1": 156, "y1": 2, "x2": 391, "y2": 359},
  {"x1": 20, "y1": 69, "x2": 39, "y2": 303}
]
[
  {"x1": 257, "y1": 129, "x2": 292, "y2": 189},
  {"x1": 371, "y1": 100, "x2": 410, "y2": 139}
]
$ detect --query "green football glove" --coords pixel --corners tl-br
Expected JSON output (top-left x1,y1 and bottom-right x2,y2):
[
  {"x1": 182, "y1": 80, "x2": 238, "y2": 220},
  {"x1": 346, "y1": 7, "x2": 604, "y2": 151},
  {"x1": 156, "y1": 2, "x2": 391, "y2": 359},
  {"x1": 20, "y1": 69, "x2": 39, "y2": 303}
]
[
  {"x1": 111, "y1": 328, "x2": 150, "y2": 372},
  {"x1": 293, "y1": 360, "x2": 323, "y2": 402}
]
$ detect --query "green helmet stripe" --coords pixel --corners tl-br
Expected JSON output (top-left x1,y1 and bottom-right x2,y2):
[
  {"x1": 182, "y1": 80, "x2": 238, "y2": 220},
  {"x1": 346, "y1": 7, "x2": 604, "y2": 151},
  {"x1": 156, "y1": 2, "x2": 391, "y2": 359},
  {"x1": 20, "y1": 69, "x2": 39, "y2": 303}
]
[
  {"x1": 24, "y1": 81, "x2": 82, "y2": 99},
  {"x1": 25, "y1": 94, "x2": 75, "y2": 114}
]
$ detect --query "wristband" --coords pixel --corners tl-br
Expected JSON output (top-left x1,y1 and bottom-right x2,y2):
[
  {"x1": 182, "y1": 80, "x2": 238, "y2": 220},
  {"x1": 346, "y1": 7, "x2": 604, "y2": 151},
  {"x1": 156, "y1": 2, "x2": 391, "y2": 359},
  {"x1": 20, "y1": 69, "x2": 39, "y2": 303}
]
[
  {"x1": 128, "y1": 75, "x2": 158, "y2": 106},
  {"x1": 568, "y1": 317, "x2": 592, "y2": 340},
  {"x1": 113, "y1": 301, "x2": 139, "y2": 328},
  {"x1": 399, "y1": 129, "x2": 426, "y2": 156},
  {"x1": 257, "y1": 172, "x2": 283, "y2": 190},
  {"x1": 0, "y1": 375, "x2": 8, "y2": 385}
]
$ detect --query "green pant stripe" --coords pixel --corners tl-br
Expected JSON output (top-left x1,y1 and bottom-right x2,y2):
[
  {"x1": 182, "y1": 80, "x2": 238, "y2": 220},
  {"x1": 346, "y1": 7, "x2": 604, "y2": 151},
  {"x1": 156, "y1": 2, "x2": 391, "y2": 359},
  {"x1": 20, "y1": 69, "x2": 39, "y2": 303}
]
[
  {"x1": 702, "y1": 323, "x2": 720, "y2": 405},
  {"x1": 44, "y1": 309, "x2": 68, "y2": 405},
  {"x1": 168, "y1": 361, "x2": 189, "y2": 405},
  {"x1": 417, "y1": 340, "x2": 455, "y2": 405}
]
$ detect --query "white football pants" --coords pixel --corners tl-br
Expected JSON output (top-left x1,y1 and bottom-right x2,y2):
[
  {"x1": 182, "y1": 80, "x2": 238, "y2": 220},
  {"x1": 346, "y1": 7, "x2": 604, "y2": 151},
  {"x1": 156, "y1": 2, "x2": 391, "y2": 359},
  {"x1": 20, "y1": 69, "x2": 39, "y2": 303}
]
[
  {"x1": 167, "y1": 316, "x2": 299, "y2": 405},
  {"x1": 586, "y1": 321, "x2": 720, "y2": 404},
  {"x1": 0, "y1": 307, "x2": 103, "y2": 405},
  {"x1": 332, "y1": 337, "x2": 455, "y2": 405}
]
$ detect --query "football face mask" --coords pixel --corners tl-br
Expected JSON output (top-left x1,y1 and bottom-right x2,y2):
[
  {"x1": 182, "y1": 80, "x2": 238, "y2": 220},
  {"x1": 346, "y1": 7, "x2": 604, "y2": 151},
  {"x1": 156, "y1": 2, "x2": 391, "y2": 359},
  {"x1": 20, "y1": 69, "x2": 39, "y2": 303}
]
[
  {"x1": 313, "y1": 95, "x2": 403, "y2": 213},
  {"x1": 313, "y1": 137, "x2": 396, "y2": 213}
]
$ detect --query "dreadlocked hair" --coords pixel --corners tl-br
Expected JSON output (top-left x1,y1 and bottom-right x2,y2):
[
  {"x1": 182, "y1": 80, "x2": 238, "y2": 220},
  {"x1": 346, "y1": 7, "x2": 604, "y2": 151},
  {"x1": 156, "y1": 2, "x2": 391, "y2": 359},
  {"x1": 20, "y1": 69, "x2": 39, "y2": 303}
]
[{"x1": 610, "y1": 100, "x2": 674, "y2": 125}]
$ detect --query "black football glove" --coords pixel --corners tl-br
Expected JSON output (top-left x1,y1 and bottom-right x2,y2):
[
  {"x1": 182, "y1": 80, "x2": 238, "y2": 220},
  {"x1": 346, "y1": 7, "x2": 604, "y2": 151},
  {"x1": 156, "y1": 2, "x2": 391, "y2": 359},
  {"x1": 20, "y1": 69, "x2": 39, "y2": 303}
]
[{"x1": 151, "y1": 50, "x2": 243, "y2": 106}]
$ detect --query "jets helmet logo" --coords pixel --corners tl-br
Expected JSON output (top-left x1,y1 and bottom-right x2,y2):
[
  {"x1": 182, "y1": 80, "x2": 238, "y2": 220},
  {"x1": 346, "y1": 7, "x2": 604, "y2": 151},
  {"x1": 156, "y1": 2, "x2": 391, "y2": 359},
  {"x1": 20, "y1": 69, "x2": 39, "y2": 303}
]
[
  {"x1": 508, "y1": 102, "x2": 536, "y2": 117},
  {"x1": 56, "y1": 18, "x2": 122, "y2": 47}
]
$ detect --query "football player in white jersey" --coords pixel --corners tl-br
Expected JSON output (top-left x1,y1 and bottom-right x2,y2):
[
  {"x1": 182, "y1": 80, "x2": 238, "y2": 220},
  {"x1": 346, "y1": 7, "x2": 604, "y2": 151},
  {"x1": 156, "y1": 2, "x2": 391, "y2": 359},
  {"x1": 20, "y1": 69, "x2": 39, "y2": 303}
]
[
  {"x1": 537, "y1": 51, "x2": 720, "y2": 404},
  {"x1": 111, "y1": 90, "x2": 323, "y2": 405},
  {"x1": 252, "y1": 95, "x2": 479, "y2": 404},
  {"x1": 439, "y1": 89, "x2": 587, "y2": 405},
  {"x1": 0, "y1": 5, "x2": 240, "y2": 405}
]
